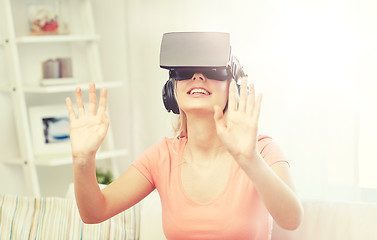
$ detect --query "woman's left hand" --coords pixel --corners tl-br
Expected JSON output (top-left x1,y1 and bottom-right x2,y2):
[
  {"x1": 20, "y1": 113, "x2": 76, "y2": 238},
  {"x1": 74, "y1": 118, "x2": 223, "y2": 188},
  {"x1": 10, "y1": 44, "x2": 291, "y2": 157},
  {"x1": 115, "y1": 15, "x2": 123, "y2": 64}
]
[{"x1": 214, "y1": 77, "x2": 263, "y2": 166}]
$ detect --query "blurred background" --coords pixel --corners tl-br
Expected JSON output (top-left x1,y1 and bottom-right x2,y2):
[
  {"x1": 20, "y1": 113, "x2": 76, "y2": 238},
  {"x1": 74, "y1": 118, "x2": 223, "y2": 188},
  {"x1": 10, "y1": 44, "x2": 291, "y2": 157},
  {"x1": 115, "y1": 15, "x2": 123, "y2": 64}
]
[{"x1": 1, "y1": 0, "x2": 376, "y2": 202}]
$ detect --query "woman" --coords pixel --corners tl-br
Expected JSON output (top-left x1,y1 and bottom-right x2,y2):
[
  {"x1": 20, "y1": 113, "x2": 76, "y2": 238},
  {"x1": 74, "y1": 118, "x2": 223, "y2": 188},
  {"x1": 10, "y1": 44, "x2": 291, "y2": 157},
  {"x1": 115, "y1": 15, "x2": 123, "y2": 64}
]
[{"x1": 66, "y1": 72, "x2": 303, "y2": 239}]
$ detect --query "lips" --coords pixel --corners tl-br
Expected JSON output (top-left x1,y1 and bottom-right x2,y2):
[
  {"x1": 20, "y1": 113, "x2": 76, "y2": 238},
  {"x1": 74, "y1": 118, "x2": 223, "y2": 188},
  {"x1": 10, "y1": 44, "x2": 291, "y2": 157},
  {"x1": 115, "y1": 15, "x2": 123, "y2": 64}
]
[{"x1": 187, "y1": 87, "x2": 211, "y2": 95}]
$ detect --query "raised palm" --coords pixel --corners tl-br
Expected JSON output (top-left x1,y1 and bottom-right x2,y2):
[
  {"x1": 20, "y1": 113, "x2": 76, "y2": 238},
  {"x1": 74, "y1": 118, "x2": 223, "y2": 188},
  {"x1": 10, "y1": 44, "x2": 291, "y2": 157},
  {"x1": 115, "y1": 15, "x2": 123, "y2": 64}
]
[
  {"x1": 214, "y1": 77, "x2": 263, "y2": 165},
  {"x1": 65, "y1": 82, "x2": 109, "y2": 160}
]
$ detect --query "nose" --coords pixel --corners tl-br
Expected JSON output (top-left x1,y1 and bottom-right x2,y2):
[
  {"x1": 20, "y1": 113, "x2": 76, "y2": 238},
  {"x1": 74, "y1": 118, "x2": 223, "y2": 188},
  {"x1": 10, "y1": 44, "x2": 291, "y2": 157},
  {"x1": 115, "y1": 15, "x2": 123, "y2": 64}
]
[{"x1": 192, "y1": 73, "x2": 205, "y2": 81}]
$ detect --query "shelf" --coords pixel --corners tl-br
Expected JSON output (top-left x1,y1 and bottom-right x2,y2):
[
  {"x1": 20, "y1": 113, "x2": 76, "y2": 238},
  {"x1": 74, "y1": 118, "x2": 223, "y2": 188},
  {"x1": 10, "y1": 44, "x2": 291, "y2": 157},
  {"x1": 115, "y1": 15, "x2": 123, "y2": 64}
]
[
  {"x1": 1, "y1": 157, "x2": 24, "y2": 165},
  {"x1": 23, "y1": 81, "x2": 124, "y2": 93},
  {"x1": 15, "y1": 34, "x2": 100, "y2": 44},
  {"x1": 0, "y1": 38, "x2": 6, "y2": 46},
  {"x1": 2, "y1": 0, "x2": 123, "y2": 197},
  {"x1": 34, "y1": 149, "x2": 128, "y2": 167},
  {"x1": 0, "y1": 86, "x2": 12, "y2": 92}
]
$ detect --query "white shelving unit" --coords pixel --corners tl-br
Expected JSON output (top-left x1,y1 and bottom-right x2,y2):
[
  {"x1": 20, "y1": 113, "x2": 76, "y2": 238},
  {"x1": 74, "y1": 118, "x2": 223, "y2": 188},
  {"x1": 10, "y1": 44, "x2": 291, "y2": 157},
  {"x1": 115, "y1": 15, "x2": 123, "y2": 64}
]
[
  {"x1": 16, "y1": 35, "x2": 100, "y2": 43},
  {"x1": 0, "y1": 0, "x2": 127, "y2": 197}
]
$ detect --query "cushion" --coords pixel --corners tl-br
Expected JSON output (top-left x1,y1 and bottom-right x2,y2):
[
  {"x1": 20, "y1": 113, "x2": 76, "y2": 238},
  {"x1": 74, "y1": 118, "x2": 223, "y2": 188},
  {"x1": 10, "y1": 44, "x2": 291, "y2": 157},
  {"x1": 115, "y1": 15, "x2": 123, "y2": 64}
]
[
  {"x1": 0, "y1": 194, "x2": 138, "y2": 239},
  {"x1": 139, "y1": 190, "x2": 166, "y2": 240},
  {"x1": 271, "y1": 200, "x2": 377, "y2": 240}
]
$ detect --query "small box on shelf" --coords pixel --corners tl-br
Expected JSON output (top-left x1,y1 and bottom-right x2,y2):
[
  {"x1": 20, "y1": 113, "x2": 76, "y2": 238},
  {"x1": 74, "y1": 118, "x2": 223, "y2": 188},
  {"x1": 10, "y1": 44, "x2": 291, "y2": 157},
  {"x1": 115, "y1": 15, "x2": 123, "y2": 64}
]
[{"x1": 41, "y1": 57, "x2": 75, "y2": 86}]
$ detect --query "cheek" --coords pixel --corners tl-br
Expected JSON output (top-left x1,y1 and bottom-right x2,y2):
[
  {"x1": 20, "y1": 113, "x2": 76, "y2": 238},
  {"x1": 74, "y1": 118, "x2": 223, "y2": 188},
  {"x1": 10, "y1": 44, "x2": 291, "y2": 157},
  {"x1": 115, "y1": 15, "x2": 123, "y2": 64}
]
[
  {"x1": 175, "y1": 82, "x2": 183, "y2": 95},
  {"x1": 175, "y1": 81, "x2": 187, "y2": 102},
  {"x1": 217, "y1": 82, "x2": 230, "y2": 103}
]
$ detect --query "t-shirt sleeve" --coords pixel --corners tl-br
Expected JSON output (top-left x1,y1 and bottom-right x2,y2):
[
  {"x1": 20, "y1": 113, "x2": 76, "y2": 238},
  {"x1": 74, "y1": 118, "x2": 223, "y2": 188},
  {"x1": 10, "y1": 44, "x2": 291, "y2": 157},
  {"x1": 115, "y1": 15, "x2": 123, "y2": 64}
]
[
  {"x1": 132, "y1": 140, "x2": 166, "y2": 188},
  {"x1": 258, "y1": 135, "x2": 289, "y2": 167}
]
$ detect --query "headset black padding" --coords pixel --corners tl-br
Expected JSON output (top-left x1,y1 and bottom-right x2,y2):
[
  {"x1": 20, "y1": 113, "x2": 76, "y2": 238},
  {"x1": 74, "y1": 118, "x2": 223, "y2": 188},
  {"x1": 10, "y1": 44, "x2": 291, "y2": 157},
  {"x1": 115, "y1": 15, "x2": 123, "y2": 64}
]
[{"x1": 162, "y1": 79, "x2": 179, "y2": 114}]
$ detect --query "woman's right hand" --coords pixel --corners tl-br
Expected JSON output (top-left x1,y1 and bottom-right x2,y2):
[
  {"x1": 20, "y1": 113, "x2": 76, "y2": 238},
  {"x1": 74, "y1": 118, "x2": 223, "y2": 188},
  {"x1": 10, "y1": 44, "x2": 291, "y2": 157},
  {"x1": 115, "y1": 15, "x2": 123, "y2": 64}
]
[{"x1": 65, "y1": 82, "x2": 109, "y2": 164}]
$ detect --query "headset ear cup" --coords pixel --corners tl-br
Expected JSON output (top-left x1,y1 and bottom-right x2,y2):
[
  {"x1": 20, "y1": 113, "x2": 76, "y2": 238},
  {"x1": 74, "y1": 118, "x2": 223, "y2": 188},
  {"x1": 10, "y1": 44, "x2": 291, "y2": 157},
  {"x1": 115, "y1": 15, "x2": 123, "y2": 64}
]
[{"x1": 162, "y1": 79, "x2": 180, "y2": 114}]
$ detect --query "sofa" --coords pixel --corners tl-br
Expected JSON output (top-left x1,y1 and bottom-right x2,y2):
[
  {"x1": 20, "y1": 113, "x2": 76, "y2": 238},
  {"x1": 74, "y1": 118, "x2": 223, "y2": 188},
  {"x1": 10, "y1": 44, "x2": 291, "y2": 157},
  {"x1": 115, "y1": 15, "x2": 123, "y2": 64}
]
[
  {"x1": 1, "y1": 188, "x2": 377, "y2": 240},
  {"x1": 0, "y1": 191, "x2": 139, "y2": 240}
]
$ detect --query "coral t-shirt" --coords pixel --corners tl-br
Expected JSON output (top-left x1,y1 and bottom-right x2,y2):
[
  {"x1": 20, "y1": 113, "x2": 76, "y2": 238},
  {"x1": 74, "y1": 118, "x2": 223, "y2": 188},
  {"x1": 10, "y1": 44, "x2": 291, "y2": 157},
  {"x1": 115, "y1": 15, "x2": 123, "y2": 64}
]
[{"x1": 132, "y1": 135, "x2": 288, "y2": 240}]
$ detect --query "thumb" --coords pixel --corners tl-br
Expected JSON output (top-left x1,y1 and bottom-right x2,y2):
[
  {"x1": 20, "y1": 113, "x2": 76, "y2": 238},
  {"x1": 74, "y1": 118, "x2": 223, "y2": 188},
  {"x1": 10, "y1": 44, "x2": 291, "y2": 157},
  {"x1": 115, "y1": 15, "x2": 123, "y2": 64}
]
[{"x1": 213, "y1": 105, "x2": 226, "y2": 134}]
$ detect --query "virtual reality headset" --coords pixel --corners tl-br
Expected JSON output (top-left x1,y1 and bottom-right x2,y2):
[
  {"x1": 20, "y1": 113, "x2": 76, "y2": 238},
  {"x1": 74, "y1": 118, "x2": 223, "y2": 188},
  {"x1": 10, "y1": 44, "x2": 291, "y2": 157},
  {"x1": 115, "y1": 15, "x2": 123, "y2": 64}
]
[{"x1": 160, "y1": 32, "x2": 246, "y2": 81}]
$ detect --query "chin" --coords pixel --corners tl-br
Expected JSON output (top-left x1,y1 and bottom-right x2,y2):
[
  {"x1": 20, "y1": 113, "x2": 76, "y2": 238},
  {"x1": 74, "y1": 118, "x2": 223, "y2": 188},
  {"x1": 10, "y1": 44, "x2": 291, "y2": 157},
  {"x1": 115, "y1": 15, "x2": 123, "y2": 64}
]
[{"x1": 181, "y1": 106, "x2": 215, "y2": 115}]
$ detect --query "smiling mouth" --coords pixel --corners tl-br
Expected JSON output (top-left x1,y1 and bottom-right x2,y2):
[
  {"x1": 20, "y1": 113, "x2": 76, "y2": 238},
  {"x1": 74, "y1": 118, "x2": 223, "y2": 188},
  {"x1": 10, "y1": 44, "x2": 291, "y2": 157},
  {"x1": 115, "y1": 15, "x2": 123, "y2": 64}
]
[{"x1": 187, "y1": 88, "x2": 211, "y2": 95}]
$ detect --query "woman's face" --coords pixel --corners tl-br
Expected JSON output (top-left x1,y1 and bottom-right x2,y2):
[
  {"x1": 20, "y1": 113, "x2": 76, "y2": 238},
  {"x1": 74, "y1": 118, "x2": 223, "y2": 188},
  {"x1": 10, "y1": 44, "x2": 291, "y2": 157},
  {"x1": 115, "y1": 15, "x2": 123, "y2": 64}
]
[{"x1": 175, "y1": 73, "x2": 230, "y2": 115}]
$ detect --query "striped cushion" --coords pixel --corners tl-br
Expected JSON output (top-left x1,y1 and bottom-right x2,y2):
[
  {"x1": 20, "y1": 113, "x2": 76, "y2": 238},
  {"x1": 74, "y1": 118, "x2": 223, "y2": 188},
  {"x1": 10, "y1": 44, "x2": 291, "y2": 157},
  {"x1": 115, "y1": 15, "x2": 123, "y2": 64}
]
[{"x1": 0, "y1": 194, "x2": 139, "y2": 240}]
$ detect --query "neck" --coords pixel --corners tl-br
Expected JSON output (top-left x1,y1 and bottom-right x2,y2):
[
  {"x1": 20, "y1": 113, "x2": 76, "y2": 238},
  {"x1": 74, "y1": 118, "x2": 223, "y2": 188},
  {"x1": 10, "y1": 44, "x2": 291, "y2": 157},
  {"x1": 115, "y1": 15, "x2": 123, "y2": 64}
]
[{"x1": 184, "y1": 111, "x2": 227, "y2": 162}]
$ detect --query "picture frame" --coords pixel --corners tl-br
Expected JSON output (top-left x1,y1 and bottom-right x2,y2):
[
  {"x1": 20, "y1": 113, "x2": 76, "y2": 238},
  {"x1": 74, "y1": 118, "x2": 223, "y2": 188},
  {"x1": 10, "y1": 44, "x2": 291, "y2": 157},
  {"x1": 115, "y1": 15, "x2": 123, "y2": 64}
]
[{"x1": 28, "y1": 105, "x2": 71, "y2": 156}]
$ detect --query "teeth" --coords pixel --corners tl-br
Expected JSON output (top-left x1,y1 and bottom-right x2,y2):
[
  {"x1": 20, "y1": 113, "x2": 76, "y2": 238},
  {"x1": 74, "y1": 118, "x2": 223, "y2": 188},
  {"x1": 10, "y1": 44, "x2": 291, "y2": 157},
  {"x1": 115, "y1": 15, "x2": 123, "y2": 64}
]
[{"x1": 189, "y1": 88, "x2": 209, "y2": 95}]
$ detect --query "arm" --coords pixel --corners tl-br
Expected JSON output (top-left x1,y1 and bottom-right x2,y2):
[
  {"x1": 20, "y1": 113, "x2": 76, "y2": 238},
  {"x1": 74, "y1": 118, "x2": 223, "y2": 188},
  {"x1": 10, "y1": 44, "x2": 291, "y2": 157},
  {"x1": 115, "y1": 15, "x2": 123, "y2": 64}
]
[
  {"x1": 66, "y1": 83, "x2": 154, "y2": 224},
  {"x1": 240, "y1": 158, "x2": 303, "y2": 230},
  {"x1": 214, "y1": 78, "x2": 303, "y2": 230},
  {"x1": 74, "y1": 162, "x2": 154, "y2": 224}
]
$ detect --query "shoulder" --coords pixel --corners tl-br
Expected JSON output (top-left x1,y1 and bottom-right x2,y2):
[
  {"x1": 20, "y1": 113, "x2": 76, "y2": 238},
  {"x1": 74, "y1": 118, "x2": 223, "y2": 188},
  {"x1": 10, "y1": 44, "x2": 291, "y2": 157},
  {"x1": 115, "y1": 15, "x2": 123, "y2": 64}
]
[
  {"x1": 257, "y1": 134, "x2": 288, "y2": 166},
  {"x1": 160, "y1": 136, "x2": 187, "y2": 152},
  {"x1": 132, "y1": 137, "x2": 186, "y2": 181},
  {"x1": 257, "y1": 134, "x2": 273, "y2": 142},
  {"x1": 257, "y1": 134, "x2": 274, "y2": 150},
  {"x1": 142, "y1": 136, "x2": 186, "y2": 159}
]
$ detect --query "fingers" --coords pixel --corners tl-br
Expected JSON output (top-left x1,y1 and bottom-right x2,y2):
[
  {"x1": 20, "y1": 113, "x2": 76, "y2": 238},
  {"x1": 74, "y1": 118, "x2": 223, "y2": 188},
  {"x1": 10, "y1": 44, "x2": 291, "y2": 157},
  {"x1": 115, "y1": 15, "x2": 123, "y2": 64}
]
[
  {"x1": 247, "y1": 84, "x2": 262, "y2": 123},
  {"x1": 72, "y1": 83, "x2": 107, "y2": 118},
  {"x1": 97, "y1": 87, "x2": 108, "y2": 116},
  {"x1": 213, "y1": 105, "x2": 226, "y2": 135},
  {"x1": 88, "y1": 82, "x2": 97, "y2": 115},
  {"x1": 75, "y1": 87, "x2": 85, "y2": 118},
  {"x1": 238, "y1": 77, "x2": 248, "y2": 112},
  {"x1": 253, "y1": 93, "x2": 263, "y2": 123},
  {"x1": 247, "y1": 83, "x2": 255, "y2": 114},
  {"x1": 65, "y1": 97, "x2": 76, "y2": 121},
  {"x1": 228, "y1": 81, "x2": 238, "y2": 112},
  {"x1": 233, "y1": 77, "x2": 262, "y2": 120}
]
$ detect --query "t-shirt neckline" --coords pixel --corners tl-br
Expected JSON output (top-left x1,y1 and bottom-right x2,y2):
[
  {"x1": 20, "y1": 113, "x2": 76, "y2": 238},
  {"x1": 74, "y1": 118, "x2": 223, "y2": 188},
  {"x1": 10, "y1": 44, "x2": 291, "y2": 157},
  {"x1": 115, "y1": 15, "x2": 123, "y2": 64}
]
[{"x1": 176, "y1": 137, "x2": 234, "y2": 206}]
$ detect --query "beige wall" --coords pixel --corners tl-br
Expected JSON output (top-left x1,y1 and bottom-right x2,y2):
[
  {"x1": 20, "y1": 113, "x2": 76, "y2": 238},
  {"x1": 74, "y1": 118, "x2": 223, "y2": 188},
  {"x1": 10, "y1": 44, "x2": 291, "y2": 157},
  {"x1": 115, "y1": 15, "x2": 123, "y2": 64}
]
[{"x1": 1, "y1": 0, "x2": 376, "y2": 200}]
